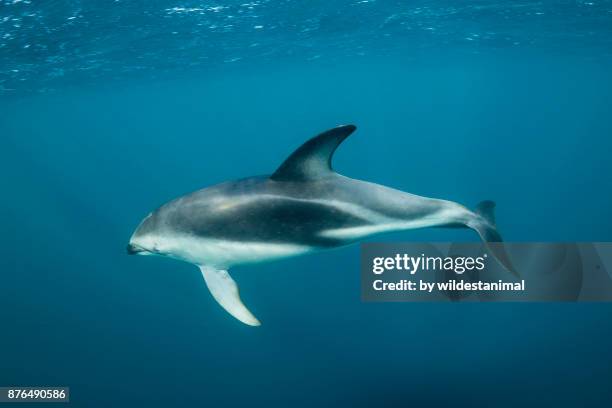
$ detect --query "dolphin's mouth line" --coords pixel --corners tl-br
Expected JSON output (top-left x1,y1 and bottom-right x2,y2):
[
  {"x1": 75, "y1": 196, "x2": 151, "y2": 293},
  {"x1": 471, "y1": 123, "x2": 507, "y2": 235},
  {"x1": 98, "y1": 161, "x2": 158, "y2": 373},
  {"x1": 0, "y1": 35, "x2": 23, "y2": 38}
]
[{"x1": 127, "y1": 243, "x2": 148, "y2": 255}]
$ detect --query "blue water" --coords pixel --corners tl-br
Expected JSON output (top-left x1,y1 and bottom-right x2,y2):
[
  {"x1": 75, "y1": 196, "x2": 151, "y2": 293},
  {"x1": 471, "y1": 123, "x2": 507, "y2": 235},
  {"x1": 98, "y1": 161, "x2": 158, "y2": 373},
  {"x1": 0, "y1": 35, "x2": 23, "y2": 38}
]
[{"x1": 2, "y1": 1, "x2": 612, "y2": 407}]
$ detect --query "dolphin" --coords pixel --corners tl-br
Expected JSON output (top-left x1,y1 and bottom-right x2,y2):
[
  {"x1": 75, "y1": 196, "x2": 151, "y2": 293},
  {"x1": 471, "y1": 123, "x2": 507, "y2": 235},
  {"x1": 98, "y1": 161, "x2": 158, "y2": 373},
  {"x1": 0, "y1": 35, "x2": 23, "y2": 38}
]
[{"x1": 127, "y1": 125, "x2": 514, "y2": 326}]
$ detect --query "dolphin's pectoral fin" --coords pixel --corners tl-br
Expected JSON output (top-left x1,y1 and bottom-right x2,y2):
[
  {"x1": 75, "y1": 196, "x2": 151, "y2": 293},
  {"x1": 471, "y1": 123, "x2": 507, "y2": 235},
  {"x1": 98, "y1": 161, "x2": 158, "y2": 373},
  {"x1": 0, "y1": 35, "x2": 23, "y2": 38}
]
[
  {"x1": 199, "y1": 265, "x2": 261, "y2": 326},
  {"x1": 270, "y1": 124, "x2": 357, "y2": 181}
]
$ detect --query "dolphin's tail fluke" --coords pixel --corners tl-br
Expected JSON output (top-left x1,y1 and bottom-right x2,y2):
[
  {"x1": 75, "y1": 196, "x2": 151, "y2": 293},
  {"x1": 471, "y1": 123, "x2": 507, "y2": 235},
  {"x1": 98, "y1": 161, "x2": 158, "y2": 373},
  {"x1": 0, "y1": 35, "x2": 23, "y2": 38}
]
[{"x1": 468, "y1": 200, "x2": 519, "y2": 277}]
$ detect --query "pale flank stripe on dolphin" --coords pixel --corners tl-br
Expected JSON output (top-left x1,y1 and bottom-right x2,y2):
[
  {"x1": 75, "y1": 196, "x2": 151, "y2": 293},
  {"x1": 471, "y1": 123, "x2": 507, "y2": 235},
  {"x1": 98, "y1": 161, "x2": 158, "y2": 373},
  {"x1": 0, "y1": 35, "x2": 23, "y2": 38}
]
[
  {"x1": 320, "y1": 206, "x2": 468, "y2": 239},
  {"x1": 204, "y1": 193, "x2": 389, "y2": 222},
  {"x1": 185, "y1": 192, "x2": 400, "y2": 242},
  {"x1": 218, "y1": 194, "x2": 470, "y2": 242},
  {"x1": 321, "y1": 223, "x2": 414, "y2": 240}
]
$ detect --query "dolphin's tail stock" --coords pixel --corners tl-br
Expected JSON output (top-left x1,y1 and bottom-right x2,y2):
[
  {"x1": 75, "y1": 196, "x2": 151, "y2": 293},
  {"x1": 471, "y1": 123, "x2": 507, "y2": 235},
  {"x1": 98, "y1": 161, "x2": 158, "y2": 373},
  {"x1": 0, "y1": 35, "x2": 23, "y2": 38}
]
[{"x1": 468, "y1": 200, "x2": 519, "y2": 277}]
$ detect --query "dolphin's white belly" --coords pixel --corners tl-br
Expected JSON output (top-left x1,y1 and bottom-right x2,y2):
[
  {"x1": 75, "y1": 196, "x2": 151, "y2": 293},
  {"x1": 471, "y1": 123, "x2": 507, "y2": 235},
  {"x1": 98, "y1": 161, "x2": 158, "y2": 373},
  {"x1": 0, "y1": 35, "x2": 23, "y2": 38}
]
[{"x1": 165, "y1": 234, "x2": 314, "y2": 268}]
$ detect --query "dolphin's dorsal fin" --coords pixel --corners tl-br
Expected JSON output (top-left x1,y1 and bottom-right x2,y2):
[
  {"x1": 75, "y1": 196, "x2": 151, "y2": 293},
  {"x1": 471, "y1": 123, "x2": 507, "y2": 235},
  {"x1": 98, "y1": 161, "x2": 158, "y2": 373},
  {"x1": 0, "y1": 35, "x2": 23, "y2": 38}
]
[
  {"x1": 270, "y1": 124, "x2": 356, "y2": 181},
  {"x1": 199, "y1": 265, "x2": 261, "y2": 326}
]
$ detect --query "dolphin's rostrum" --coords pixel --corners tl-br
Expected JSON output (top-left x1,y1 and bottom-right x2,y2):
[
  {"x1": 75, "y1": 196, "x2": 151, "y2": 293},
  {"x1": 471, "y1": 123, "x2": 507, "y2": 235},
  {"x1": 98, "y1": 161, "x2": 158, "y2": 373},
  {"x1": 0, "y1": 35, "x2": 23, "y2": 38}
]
[{"x1": 128, "y1": 125, "x2": 515, "y2": 326}]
